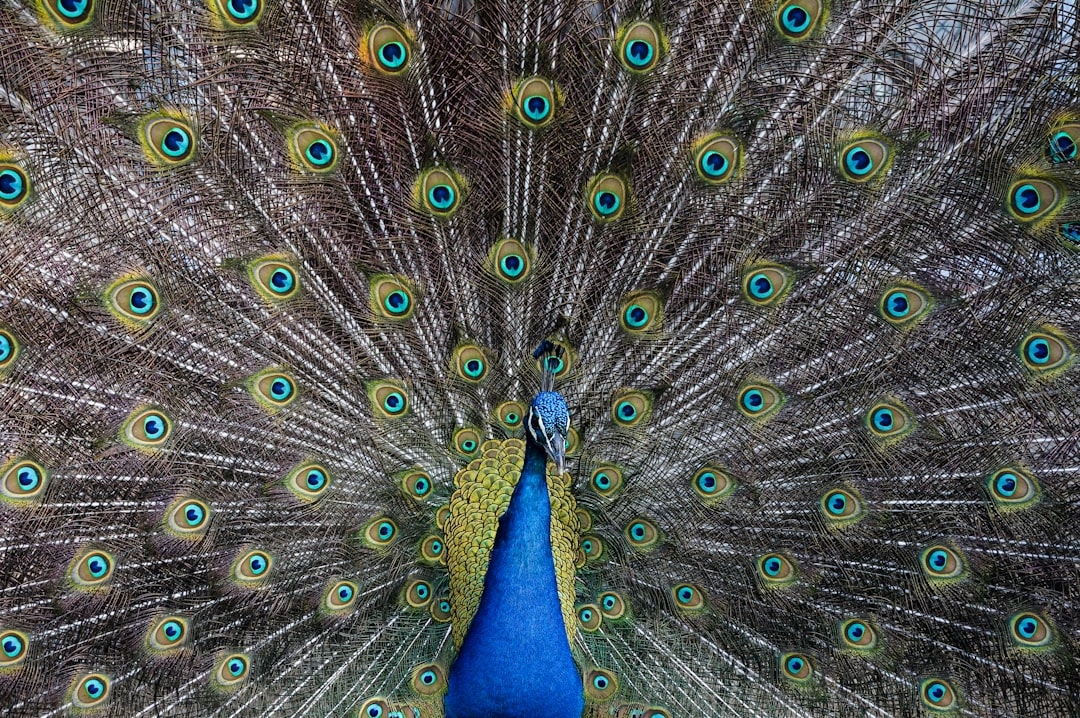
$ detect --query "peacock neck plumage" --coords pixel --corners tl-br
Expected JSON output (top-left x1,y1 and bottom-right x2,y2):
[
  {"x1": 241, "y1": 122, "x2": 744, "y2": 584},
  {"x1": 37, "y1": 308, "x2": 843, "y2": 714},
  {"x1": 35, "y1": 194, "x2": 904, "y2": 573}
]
[{"x1": 443, "y1": 434, "x2": 584, "y2": 718}]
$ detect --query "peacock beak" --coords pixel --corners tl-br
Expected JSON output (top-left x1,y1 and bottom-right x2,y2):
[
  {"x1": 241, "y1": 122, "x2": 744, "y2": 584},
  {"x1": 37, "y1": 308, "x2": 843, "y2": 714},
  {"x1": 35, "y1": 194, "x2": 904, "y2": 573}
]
[{"x1": 546, "y1": 432, "x2": 566, "y2": 475}]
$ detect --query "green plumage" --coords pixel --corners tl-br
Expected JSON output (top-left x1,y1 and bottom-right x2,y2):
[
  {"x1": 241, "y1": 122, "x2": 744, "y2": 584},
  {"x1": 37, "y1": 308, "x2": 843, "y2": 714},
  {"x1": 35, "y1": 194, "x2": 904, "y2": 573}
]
[{"x1": 0, "y1": 0, "x2": 1079, "y2": 715}]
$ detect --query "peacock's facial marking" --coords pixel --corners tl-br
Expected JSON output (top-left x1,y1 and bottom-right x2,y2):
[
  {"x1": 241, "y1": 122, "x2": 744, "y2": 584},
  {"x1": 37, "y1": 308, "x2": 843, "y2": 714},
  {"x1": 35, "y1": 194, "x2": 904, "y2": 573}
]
[{"x1": 528, "y1": 391, "x2": 570, "y2": 471}]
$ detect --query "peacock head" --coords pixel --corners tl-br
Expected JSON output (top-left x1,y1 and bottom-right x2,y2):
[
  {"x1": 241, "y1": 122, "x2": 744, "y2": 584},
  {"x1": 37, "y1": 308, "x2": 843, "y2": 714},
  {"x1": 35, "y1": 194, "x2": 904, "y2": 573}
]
[{"x1": 527, "y1": 391, "x2": 570, "y2": 474}]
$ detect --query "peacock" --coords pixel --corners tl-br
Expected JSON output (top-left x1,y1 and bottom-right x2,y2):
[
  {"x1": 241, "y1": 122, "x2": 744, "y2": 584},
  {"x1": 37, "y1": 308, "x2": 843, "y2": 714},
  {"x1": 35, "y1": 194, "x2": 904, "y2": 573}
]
[{"x1": 0, "y1": 0, "x2": 1079, "y2": 715}]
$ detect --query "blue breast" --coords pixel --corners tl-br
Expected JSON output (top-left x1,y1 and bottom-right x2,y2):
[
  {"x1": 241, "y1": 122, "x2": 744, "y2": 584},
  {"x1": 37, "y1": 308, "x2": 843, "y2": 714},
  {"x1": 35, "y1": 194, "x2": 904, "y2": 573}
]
[{"x1": 444, "y1": 440, "x2": 584, "y2": 717}]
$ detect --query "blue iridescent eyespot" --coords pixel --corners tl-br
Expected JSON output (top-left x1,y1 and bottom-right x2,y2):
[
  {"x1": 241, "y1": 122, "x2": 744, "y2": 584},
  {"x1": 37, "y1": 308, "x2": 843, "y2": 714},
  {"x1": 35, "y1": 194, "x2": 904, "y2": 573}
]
[
  {"x1": 233, "y1": 549, "x2": 272, "y2": 584},
  {"x1": 148, "y1": 616, "x2": 188, "y2": 652},
  {"x1": 1008, "y1": 611, "x2": 1053, "y2": 648},
  {"x1": 879, "y1": 283, "x2": 931, "y2": 327},
  {"x1": 866, "y1": 400, "x2": 912, "y2": 441},
  {"x1": 0, "y1": 330, "x2": 14, "y2": 366},
  {"x1": 421, "y1": 535, "x2": 444, "y2": 563},
  {"x1": 757, "y1": 553, "x2": 797, "y2": 586},
  {"x1": 368, "y1": 24, "x2": 411, "y2": 74},
  {"x1": 671, "y1": 582, "x2": 706, "y2": 612},
  {"x1": 919, "y1": 545, "x2": 966, "y2": 582},
  {"x1": 72, "y1": 674, "x2": 110, "y2": 708},
  {"x1": 1007, "y1": 177, "x2": 1062, "y2": 222},
  {"x1": 513, "y1": 77, "x2": 557, "y2": 128},
  {"x1": 123, "y1": 407, "x2": 172, "y2": 450},
  {"x1": 0, "y1": 165, "x2": 29, "y2": 208},
  {"x1": 44, "y1": 0, "x2": 94, "y2": 28},
  {"x1": 618, "y1": 291, "x2": 662, "y2": 334},
  {"x1": 737, "y1": 382, "x2": 783, "y2": 420},
  {"x1": 838, "y1": 618, "x2": 878, "y2": 651},
  {"x1": 781, "y1": 652, "x2": 813, "y2": 682},
  {"x1": 775, "y1": 0, "x2": 823, "y2": 40},
  {"x1": 587, "y1": 174, "x2": 628, "y2": 221},
  {"x1": 489, "y1": 239, "x2": 532, "y2": 283},
  {"x1": 920, "y1": 678, "x2": 958, "y2": 712},
  {"x1": 453, "y1": 344, "x2": 489, "y2": 383},
  {"x1": 411, "y1": 663, "x2": 446, "y2": 695},
  {"x1": 625, "y1": 518, "x2": 660, "y2": 550},
  {"x1": 325, "y1": 580, "x2": 358, "y2": 611},
  {"x1": 214, "y1": 652, "x2": 250, "y2": 687},
  {"x1": 585, "y1": 668, "x2": 618, "y2": 699},
  {"x1": 288, "y1": 126, "x2": 338, "y2": 173},
  {"x1": 590, "y1": 465, "x2": 624, "y2": 498},
  {"x1": 107, "y1": 278, "x2": 162, "y2": 327},
  {"x1": 419, "y1": 169, "x2": 462, "y2": 216},
  {"x1": 819, "y1": 487, "x2": 865, "y2": 528},
  {"x1": 617, "y1": 22, "x2": 662, "y2": 73},
  {"x1": 142, "y1": 116, "x2": 196, "y2": 166},
  {"x1": 1, "y1": 459, "x2": 47, "y2": 501},
  {"x1": 167, "y1": 497, "x2": 210, "y2": 536},
  {"x1": 1049, "y1": 123, "x2": 1079, "y2": 163},
  {"x1": 363, "y1": 516, "x2": 398, "y2": 548},
  {"x1": 0, "y1": 630, "x2": 28, "y2": 667},
  {"x1": 1019, "y1": 328, "x2": 1071, "y2": 373},
  {"x1": 694, "y1": 135, "x2": 740, "y2": 184},
  {"x1": 742, "y1": 264, "x2": 792, "y2": 306},
  {"x1": 986, "y1": 467, "x2": 1039, "y2": 511},
  {"x1": 71, "y1": 549, "x2": 115, "y2": 588}
]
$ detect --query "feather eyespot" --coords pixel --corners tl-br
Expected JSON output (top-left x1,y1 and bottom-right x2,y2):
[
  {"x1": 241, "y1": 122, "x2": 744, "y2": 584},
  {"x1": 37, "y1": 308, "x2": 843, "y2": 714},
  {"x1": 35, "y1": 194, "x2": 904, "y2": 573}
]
[
  {"x1": 147, "y1": 616, "x2": 189, "y2": 653},
  {"x1": 288, "y1": 125, "x2": 337, "y2": 173},
  {"x1": 452, "y1": 427, "x2": 482, "y2": 457},
  {"x1": 599, "y1": 591, "x2": 626, "y2": 619},
  {"x1": 43, "y1": 0, "x2": 94, "y2": 29},
  {"x1": 430, "y1": 597, "x2": 452, "y2": 622},
  {"x1": 367, "y1": 381, "x2": 409, "y2": 419},
  {"x1": 214, "y1": 653, "x2": 249, "y2": 688},
  {"x1": 141, "y1": 115, "x2": 196, "y2": 166},
  {"x1": 919, "y1": 678, "x2": 959, "y2": 712},
  {"x1": 1008, "y1": 611, "x2": 1053, "y2": 649},
  {"x1": 487, "y1": 239, "x2": 533, "y2": 283},
  {"x1": 1049, "y1": 122, "x2": 1079, "y2": 163},
  {"x1": 249, "y1": 257, "x2": 299, "y2": 302},
  {"x1": 780, "y1": 652, "x2": 813, "y2": 682},
  {"x1": 1018, "y1": 327, "x2": 1072, "y2": 374},
  {"x1": 535, "y1": 339, "x2": 574, "y2": 377},
  {"x1": 879, "y1": 283, "x2": 931, "y2": 327},
  {"x1": 617, "y1": 21, "x2": 663, "y2": 73},
  {"x1": 71, "y1": 549, "x2": 114, "y2": 589},
  {"x1": 692, "y1": 466, "x2": 736, "y2": 504},
  {"x1": 693, "y1": 134, "x2": 740, "y2": 184},
  {"x1": 452, "y1": 344, "x2": 489, "y2": 383},
  {"x1": 71, "y1": 674, "x2": 110, "y2": 708},
  {"x1": 919, "y1": 545, "x2": 966, "y2": 582},
  {"x1": 866, "y1": 400, "x2": 913, "y2": 441},
  {"x1": 1007, "y1": 177, "x2": 1062, "y2": 222},
  {"x1": 495, "y1": 401, "x2": 526, "y2": 433},
  {"x1": 581, "y1": 535, "x2": 604, "y2": 562},
  {"x1": 370, "y1": 275, "x2": 416, "y2": 320},
  {"x1": 0, "y1": 164, "x2": 30, "y2": 211},
  {"x1": 577, "y1": 604, "x2": 602, "y2": 632},
  {"x1": 405, "y1": 580, "x2": 433, "y2": 608},
  {"x1": 417, "y1": 168, "x2": 463, "y2": 217},
  {"x1": 210, "y1": 0, "x2": 263, "y2": 27},
  {"x1": 419, "y1": 534, "x2": 445, "y2": 564},
  {"x1": 107, "y1": 278, "x2": 162, "y2": 327},
  {"x1": 1, "y1": 458, "x2": 49, "y2": 503},
  {"x1": 671, "y1": 583, "x2": 707, "y2": 613},
  {"x1": 587, "y1": 174, "x2": 628, "y2": 221},
  {"x1": 590, "y1": 465, "x2": 624, "y2": 498},
  {"x1": 249, "y1": 369, "x2": 297, "y2": 411},
  {"x1": 625, "y1": 518, "x2": 661, "y2": 551},
  {"x1": 166, "y1": 497, "x2": 211, "y2": 537},
  {"x1": 986, "y1": 467, "x2": 1039, "y2": 511},
  {"x1": 584, "y1": 668, "x2": 619, "y2": 700},
  {"x1": 367, "y1": 24, "x2": 411, "y2": 74},
  {"x1": 398, "y1": 469, "x2": 432, "y2": 501},
  {"x1": 122, "y1": 407, "x2": 172, "y2": 451},
  {"x1": 819, "y1": 487, "x2": 865, "y2": 528},
  {"x1": 359, "y1": 698, "x2": 391, "y2": 718},
  {"x1": 839, "y1": 136, "x2": 891, "y2": 183},
  {"x1": 737, "y1": 381, "x2": 783, "y2": 421},
  {"x1": 512, "y1": 77, "x2": 558, "y2": 128},
  {"x1": 775, "y1": 0, "x2": 824, "y2": 40},
  {"x1": 742, "y1": 263, "x2": 792, "y2": 306},
  {"x1": 757, "y1": 553, "x2": 797, "y2": 586},
  {"x1": 410, "y1": 663, "x2": 446, "y2": 695},
  {"x1": 362, "y1": 517, "x2": 398, "y2": 548},
  {"x1": 611, "y1": 390, "x2": 652, "y2": 427},
  {"x1": 838, "y1": 618, "x2": 878, "y2": 651},
  {"x1": 324, "y1": 580, "x2": 357, "y2": 612},
  {"x1": 0, "y1": 630, "x2": 28, "y2": 667},
  {"x1": 619, "y1": 291, "x2": 662, "y2": 334},
  {"x1": 286, "y1": 463, "x2": 330, "y2": 502},
  {"x1": 0, "y1": 327, "x2": 20, "y2": 372},
  {"x1": 233, "y1": 549, "x2": 272, "y2": 585},
  {"x1": 1062, "y1": 222, "x2": 1080, "y2": 248}
]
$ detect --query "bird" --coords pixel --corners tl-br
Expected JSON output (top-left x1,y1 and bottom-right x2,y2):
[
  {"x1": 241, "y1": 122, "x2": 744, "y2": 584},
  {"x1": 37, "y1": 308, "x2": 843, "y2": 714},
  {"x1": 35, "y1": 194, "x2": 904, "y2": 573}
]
[{"x1": 0, "y1": 0, "x2": 1078, "y2": 715}]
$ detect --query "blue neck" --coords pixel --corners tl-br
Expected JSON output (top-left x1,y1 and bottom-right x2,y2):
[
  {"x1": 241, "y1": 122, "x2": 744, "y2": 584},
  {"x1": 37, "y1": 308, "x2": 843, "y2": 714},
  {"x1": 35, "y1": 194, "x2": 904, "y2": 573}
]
[{"x1": 444, "y1": 438, "x2": 584, "y2": 718}]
